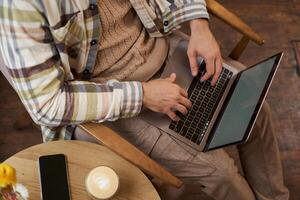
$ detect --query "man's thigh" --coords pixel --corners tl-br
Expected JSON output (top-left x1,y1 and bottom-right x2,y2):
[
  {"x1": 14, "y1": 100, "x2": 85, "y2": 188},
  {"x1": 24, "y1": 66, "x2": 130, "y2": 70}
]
[
  {"x1": 102, "y1": 116, "x2": 161, "y2": 155},
  {"x1": 104, "y1": 116, "x2": 238, "y2": 181},
  {"x1": 149, "y1": 131, "x2": 238, "y2": 181}
]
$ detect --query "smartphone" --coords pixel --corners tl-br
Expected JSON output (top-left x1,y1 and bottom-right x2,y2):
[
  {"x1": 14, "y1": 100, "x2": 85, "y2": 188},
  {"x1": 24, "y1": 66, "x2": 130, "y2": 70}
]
[{"x1": 38, "y1": 154, "x2": 71, "y2": 200}]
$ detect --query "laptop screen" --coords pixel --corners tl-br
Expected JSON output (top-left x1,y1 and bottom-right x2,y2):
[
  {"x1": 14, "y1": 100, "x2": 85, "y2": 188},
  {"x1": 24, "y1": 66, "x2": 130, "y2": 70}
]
[{"x1": 206, "y1": 54, "x2": 282, "y2": 150}]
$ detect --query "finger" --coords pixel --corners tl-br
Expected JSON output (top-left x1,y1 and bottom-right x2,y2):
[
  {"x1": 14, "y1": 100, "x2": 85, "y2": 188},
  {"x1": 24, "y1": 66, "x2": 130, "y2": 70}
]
[
  {"x1": 179, "y1": 87, "x2": 188, "y2": 98},
  {"x1": 188, "y1": 51, "x2": 199, "y2": 76},
  {"x1": 201, "y1": 58, "x2": 215, "y2": 82},
  {"x1": 166, "y1": 73, "x2": 176, "y2": 83},
  {"x1": 211, "y1": 56, "x2": 222, "y2": 86},
  {"x1": 174, "y1": 104, "x2": 188, "y2": 115},
  {"x1": 168, "y1": 111, "x2": 179, "y2": 121},
  {"x1": 179, "y1": 96, "x2": 192, "y2": 109}
]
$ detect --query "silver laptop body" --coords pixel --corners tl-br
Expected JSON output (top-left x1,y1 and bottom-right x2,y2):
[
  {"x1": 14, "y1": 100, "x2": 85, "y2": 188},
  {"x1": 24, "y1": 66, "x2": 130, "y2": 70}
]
[{"x1": 140, "y1": 40, "x2": 283, "y2": 152}]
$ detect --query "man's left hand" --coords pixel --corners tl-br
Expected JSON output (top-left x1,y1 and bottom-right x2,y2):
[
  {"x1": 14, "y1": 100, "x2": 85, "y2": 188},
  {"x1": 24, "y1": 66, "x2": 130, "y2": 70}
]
[{"x1": 187, "y1": 19, "x2": 222, "y2": 86}]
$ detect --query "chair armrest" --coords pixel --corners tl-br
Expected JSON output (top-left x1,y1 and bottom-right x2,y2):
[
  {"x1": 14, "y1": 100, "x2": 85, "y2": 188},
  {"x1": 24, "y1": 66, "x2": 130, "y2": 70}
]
[
  {"x1": 79, "y1": 123, "x2": 183, "y2": 188},
  {"x1": 206, "y1": 0, "x2": 265, "y2": 45}
]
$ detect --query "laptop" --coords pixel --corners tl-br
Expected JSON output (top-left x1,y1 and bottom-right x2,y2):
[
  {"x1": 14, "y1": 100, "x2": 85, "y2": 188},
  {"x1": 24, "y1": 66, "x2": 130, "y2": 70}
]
[{"x1": 140, "y1": 40, "x2": 283, "y2": 152}]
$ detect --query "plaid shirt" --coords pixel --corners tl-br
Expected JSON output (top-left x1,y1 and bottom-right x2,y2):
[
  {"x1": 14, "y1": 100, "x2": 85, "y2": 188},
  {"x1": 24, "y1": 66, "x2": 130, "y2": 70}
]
[{"x1": 0, "y1": 0, "x2": 209, "y2": 141}]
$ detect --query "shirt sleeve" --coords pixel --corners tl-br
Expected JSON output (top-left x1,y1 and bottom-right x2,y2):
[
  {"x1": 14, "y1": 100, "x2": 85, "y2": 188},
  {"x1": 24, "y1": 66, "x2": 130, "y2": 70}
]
[
  {"x1": 0, "y1": 1, "x2": 143, "y2": 128},
  {"x1": 151, "y1": 0, "x2": 209, "y2": 33}
]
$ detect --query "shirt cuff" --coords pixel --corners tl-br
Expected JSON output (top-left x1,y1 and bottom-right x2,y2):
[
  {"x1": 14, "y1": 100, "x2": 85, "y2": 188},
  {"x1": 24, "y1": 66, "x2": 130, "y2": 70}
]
[
  {"x1": 162, "y1": 2, "x2": 209, "y2": 33},
  {"x1": 120, "y1": 81, "x2": 143, "y2": 118}
]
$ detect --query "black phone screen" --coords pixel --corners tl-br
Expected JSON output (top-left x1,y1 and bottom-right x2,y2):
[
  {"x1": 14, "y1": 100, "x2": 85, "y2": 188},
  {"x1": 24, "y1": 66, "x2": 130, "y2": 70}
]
[{"x1": 39, "y1": 154, "x2": 70, "y2": 200}]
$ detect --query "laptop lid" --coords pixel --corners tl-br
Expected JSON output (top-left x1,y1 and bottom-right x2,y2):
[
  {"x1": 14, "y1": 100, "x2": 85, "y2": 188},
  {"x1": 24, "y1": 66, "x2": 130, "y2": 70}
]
[{"x1": 204, "y1": 53, "x2": 283, "y2": 151}]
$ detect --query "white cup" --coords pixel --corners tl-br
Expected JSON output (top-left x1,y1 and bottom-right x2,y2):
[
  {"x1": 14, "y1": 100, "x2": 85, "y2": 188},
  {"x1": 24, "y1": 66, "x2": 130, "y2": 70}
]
[{"x1": 85, "y1": 166, "x2": 119, "y2": 200}]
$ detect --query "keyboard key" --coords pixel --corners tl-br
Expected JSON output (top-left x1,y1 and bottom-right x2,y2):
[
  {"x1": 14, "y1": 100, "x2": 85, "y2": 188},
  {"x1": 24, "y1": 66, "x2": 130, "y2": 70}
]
[
  {"x1": 196, "y1": 84, "x2": 202, "y2": 90},
  {"x1": 170, "y1": 121, "x2": 176, "y2": 125},
  {"x1": 169, "y1": 123, "x2": 175, "y2": 130},
  {"x1": 175, "y1": 120, "x2": 184, "y2": 132},
  {"x1": 181, "y1": 126, "x2": 188, "y2": 136},
  {"x1": 192, "y1": 121, "x2": 198, "y2": 127},
  {"x1": 191, "y1": 123, "x2": 197, "y2": 129},
  {"x1": 176, "y1": 111, "x2": 185, "y2": 119},
  {"x1": 189, "y1": 127, "x2": 195, "y2": 134},
  {"x1": 195, "y1": 129, "x2": 201, "y2": 135},
  {"x1": 191, "y1": 95, "x2": 197, "y2": 101},
  {"x1": 187, "y1": 115, "x2": 194, "y2": 121},
  {"x1": 199, "y1": 107, "x2": 204, "y2": 113},
  {"x1": 192, "y1": 134, "x2": 198, "y2": 142},
  {"x1": 185, "y1": 121, "x2": 191, "y2": 126},
  {"x1": 186, "y1": 133, "x2": 192, "y2": 139},
  {"x1": 192, "y1": 106, "x2": 199, "y2": 111},
  {"x1": 212, "y1": 93, "x2": 218, "y2": 97},
  {"x1": 180, "y1": 115, "x2": 186, "y2": 121},
  {"x1": 205, "y1": 107, "x2": 211, "y2": 113}
]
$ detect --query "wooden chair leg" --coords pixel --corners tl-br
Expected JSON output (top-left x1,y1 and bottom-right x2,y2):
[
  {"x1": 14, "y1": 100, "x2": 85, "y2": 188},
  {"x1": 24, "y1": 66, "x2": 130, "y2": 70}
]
[
  {"x1": 229, "y1": 36, "x2": 250, "y2": 60},
  {"x1": 79, "y1": 123, "x2": 183, "y2": 188}
]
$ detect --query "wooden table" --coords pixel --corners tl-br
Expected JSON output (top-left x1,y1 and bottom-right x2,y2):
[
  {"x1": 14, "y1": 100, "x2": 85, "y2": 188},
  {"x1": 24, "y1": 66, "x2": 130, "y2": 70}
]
[{"x1": 4, "y1": 141, "x2": 160, "y2": 200}]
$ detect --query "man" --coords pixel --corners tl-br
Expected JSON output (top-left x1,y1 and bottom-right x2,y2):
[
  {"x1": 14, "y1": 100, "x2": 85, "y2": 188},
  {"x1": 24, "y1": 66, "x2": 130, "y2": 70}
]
[{"x1": 0, "y1": 0, "x2": 289, "y2": 199}]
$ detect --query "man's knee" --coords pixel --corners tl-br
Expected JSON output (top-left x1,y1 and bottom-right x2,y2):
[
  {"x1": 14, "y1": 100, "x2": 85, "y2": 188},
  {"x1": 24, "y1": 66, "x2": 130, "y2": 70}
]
[
  {"x1": 214, "y1": 161, "x2": 239, "y2": 186},
  {"x1": 245, "y1": 101, "x2": 274, "y2": 144},
  {"x1": 200, "y1": 161, "x2": 243, "y2": 198},
  {"x1": 199, "y1": 150, "x2": 239, "y2": 186},
  {"x1": 256, "y1": 101, "x2": 273, "y2": 128}
]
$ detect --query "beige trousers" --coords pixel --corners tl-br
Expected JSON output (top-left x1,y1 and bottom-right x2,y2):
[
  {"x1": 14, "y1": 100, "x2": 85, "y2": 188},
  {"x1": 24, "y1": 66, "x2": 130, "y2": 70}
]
[{"x1": 75, "y1": 102, "x2": 289, "y2": 200}]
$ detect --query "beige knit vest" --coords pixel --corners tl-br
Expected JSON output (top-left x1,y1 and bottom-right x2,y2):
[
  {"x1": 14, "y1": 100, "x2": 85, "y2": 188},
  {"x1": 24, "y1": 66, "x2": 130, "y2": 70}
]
[{"x1": 91, "y1": 0, "x2": 168, "y2": 83}]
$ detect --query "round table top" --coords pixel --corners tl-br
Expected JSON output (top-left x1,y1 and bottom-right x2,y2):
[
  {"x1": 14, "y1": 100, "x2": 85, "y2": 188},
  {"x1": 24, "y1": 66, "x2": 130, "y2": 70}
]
[{"x1": 4, "y1": 141, "x2": 160, "y2": 200}]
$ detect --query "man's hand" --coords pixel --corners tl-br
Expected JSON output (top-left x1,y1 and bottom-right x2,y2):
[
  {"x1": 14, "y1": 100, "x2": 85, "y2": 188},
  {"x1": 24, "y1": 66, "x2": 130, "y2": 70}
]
[
  {"x1": 187, "y1": 19, "x2": 222, "y2": 86},
  {"x1": 142, "y1": 73, "x2": 192, "y2": 121}
]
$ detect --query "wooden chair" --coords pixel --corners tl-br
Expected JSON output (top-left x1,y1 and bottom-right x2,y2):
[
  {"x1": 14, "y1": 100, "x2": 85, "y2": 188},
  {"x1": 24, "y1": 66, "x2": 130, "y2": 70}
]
[{"x1": 0, "y1": 0, "x2": 264, "y2": 189}]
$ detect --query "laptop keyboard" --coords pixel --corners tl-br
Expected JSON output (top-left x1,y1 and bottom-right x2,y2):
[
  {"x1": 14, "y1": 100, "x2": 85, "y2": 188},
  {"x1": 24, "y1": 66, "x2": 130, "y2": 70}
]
[{"x1": 169, "y1": 64, "x2": 233, "y2": 145}]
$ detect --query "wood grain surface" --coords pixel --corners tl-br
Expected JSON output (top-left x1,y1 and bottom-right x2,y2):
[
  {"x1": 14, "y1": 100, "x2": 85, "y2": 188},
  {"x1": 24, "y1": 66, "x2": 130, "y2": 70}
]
[{"x1": 4, "y1": 141, "x2": 160, "y2": 200}]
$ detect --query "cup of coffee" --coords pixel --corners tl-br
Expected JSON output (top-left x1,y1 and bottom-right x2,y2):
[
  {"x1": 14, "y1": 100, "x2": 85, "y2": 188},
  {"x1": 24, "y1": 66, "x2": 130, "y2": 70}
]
[{"x1": 85, "y1": 166, "x2": 119, "y2": 200}]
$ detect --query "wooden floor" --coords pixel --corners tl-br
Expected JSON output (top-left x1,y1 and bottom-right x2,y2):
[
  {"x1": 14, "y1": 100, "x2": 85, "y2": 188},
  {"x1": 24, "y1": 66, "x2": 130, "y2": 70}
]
[
  {"x1": 0, "y1": 0, "x2": 300, "y2": 199},
  {"x1": 211, "y1": 1, "x2": 300, "y2": 199}
]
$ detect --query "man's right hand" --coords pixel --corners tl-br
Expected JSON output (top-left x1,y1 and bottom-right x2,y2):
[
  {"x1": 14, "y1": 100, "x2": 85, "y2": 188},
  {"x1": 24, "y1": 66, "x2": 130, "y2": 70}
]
[{"x1": 142, "y1": 73, "x2": 192, "y2": 121}]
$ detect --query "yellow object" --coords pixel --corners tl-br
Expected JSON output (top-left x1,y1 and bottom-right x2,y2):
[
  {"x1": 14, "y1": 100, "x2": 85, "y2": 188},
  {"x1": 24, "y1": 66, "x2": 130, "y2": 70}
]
[{"x1": 0, "y1": 163, "x2": 16, "y2": 188}]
